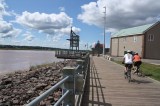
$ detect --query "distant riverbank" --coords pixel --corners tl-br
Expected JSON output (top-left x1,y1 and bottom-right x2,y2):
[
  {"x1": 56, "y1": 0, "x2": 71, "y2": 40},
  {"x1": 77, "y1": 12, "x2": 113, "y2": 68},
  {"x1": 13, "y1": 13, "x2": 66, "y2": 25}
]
[
  {"x1": 0, "y1": 44, "x2": 58, "y2": 51},
  {"x1": 0, "y1": 50, "x2": 63, "y2": 75}
]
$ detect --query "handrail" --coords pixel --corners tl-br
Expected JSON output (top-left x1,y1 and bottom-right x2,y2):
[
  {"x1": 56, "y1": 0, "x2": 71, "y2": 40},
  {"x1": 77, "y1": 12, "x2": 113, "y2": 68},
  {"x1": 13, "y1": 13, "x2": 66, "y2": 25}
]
[
  {"x1": 75, "y1": 65, "x2": 80, "y2": 70},
  {"x1": 81, "y1": 54, "x2": 89, "y2": 105},
  {"x1": 75, "y1": 53, "x2": 90, "y2": 106},
  {"x1": 27, "y1": 76, "x2": 69, "y2": 106},
  {"x1": 27, "y1": 52, "x2": 90, "y2": 106},
  {"x1": 55, "y1": 49, "x2": 88, "y2": 59},
  {"x1": 54, "y1": 90, "x2": 70, "y2": 106}
]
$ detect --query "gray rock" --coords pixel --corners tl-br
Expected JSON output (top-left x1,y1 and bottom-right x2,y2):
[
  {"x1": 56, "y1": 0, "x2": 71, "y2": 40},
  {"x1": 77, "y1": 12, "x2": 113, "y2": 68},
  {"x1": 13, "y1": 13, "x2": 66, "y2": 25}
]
[
  {"x1": 35, "y1": 83, "x2": 47, "y2": 90},
  {"x1": 1, "y1": 79, "x2": 12, "y2": 85},
  {"x1": 27, "y1": 90, "x2": 34, "y2": 94},
  {"x1": 12, "y1": 99, "x2": 19, "y2": 105},
  {"x1": 0, "y1": 61, "x2": 72, "y2": 105},
  {"x1": 0, "y1": 85, "x2": 5, "y2": 90}
]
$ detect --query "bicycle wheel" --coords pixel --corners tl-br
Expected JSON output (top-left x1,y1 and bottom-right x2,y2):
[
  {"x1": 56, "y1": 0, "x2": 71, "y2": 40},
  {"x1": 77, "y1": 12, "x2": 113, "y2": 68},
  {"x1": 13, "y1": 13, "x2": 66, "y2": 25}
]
[
  {"x1": 139, "y1": 68, "x2": 145, "y2": 77},
  {"x1": 124, "y1": 71, "x2": 127, "y2": 79},
  {"x1": 128, "y1": 69, "x2": 131, "y2": 82},
  {"x1": 134, "y1": 66, "x2": 139, "y2": 75}
]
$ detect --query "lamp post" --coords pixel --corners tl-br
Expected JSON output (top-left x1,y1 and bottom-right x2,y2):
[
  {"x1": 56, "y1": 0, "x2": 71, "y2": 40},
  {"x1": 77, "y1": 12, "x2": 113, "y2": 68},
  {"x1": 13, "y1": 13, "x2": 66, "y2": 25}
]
[{"x1": 103, "y1": 6, "x2": 106, "y2": 56}]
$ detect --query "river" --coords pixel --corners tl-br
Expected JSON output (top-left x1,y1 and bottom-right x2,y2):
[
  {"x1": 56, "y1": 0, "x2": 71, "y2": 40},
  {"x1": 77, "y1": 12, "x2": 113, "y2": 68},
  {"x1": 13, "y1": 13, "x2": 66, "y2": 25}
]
[{"x1": 0, "y1": 50, "x2": 63, "y2": 75}]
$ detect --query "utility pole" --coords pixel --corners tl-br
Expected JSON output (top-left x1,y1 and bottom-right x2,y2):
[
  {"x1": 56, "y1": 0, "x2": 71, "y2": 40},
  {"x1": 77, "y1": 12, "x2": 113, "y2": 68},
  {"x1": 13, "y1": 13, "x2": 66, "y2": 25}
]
[{"x1": 103, "y1": 6, "x2": 106, "y2": 56}]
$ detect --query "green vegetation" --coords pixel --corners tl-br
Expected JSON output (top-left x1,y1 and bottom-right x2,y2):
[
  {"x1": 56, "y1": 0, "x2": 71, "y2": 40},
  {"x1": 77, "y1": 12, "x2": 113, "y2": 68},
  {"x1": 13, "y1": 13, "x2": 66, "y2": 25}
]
[{"x1": 113, "y1": 60, "x2": 160, "y2": 81}]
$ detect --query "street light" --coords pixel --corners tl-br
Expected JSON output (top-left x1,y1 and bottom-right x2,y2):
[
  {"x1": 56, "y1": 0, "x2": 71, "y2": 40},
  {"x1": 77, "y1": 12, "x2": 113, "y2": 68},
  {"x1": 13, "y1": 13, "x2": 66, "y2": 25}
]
[{"x1": 103, "y1": 6, "x2": 106, "y2": 56}]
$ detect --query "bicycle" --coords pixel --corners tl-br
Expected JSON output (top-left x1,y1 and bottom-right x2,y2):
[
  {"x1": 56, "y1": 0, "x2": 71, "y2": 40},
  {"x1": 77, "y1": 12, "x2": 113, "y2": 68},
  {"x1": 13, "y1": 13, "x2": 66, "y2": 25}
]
[
  {"x1": 124, "y1": 64, "x2": 132, "y2": 82},
  {"x1": 133, "y1": 65, "x2": 145, "y2": 77}
]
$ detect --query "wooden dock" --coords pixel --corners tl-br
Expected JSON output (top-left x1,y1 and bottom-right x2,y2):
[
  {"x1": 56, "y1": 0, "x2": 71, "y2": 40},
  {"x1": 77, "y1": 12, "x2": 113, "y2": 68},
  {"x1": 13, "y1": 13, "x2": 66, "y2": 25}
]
[{"x1": 82, "y1": 56, "x2": 160, "y2": 106}]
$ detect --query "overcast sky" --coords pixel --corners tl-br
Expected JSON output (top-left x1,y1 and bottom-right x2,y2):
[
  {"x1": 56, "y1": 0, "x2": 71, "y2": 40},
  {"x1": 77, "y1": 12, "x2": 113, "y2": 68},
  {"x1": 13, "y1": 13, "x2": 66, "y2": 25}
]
[{"x1": 0, "y1": 0, "x2": 160, "y2": 49}]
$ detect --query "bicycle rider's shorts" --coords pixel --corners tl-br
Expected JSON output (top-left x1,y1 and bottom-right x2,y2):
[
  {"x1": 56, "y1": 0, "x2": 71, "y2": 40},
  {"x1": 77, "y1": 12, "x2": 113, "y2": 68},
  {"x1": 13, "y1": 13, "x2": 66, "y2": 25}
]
[
  {"x1": 134, "y1": 61, "x2": 142, "y2": 66},
  {"x1": 125, "y1": 64, "x2": 133, "y2": 68}
]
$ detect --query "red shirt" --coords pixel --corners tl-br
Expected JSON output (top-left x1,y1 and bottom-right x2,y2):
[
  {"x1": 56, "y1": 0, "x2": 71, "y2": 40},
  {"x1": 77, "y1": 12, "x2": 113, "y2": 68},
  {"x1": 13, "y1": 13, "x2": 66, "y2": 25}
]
[{"x1": 133, "y1": 55, "x2": 141, "y2": 62}]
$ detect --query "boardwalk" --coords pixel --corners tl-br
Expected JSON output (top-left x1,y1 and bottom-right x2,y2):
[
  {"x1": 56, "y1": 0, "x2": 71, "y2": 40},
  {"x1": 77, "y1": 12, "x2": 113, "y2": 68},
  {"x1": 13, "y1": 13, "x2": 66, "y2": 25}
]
[{"x1": 82, "y1": 56, "x2": 160, "y2": 106}]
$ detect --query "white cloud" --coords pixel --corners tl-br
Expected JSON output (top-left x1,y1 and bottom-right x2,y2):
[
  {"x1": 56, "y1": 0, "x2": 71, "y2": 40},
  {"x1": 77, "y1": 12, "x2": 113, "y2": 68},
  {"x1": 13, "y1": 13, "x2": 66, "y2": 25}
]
[
  {"x1": 13, "y1": 40, "x2": 20, "y2": 43},
  {"x1": 63, "y1": 41, "x2": 69, "y2": 47},
  {"x1": 52, "y1": 26, "x2": 80, "y2": 42},
  {"x1": 0, "y1": 0, "x2": 21, "y2": 39},
  {"x1": 59, "y1": 7, "x2": 65, "y2": 12},
  {"x1": 56, "y1": 26, "x2": 81, "y2": 36},
  {"x1": 0, "y1": 21, "x2": 21, "y2": 38},
  {"x1": 15, "y1": 11, "x2": 81, "y2": 42},
  {"x1": 0, "y1": 0, "x2": 10, "y2": 20},
  {"x1": 0, "y1": 21, "x2": 12, "y2": 33},
  {"x1": 16, "y1": 11, "x2": 72, "y2": 30},
  {"x1": 78, "y1": 2, "x2": 102, "y2": 26},
  {"x1": 1, "y1": 28, "x2": 21, "y2": 38},
  {"x1": 52, "y1": 35, "x2": 62, "y2": 42},
  {"x1": 78, "y1": 0, "x2": 160, "y2": 32},
  {"x1": 0, "y1": 0, "x2": 81, "y2": 47},
  {"x1": 91, "y1": 42, "x2": 96, "y2": 48},
  {"x1": 23, "y1": 32, "x2": 34, "y2": 41}
]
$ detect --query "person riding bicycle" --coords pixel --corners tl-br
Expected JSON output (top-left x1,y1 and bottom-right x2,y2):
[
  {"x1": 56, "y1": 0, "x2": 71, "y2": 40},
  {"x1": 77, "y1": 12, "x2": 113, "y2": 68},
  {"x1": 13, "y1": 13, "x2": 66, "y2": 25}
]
[
  {"x1": 133, "y1": 52, "x2": 142, "y2": 74},
  {"x1": 123, "y1": 50, "x2": 133, "y2": 76}
]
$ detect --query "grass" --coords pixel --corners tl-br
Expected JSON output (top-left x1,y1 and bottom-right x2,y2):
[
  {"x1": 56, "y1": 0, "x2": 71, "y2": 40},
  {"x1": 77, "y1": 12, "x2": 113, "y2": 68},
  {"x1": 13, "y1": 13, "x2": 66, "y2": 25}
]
[{"x1": 113, "y1": 60, "x2": 160, "y2": 81}]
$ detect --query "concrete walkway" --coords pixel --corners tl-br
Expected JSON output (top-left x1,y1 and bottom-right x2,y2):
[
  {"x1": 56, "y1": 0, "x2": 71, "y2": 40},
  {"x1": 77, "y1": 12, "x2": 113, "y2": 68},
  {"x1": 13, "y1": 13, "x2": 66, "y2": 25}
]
[{"x1": 82, "y1": 56, "x2": 160, "y2": 106}]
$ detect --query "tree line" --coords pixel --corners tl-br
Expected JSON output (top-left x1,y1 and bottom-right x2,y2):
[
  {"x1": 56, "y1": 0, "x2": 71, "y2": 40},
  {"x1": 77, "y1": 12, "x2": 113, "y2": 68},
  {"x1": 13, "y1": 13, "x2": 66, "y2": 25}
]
[{"x1": 0, "y1": 44, "x2": 58, "y2": 51}]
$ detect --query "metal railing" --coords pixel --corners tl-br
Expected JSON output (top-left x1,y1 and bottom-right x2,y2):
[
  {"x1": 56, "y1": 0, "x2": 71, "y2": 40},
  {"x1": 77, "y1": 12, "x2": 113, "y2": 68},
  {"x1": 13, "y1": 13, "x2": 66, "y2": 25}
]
[
  {"x1": 54, "y1": 90, "x2": 70, "y2": 106},
  {"x1": 75, "y1": 53, "x2": 90, "y2": 106},
  {"x1": 55, "y1": 49, "x2": 88, "y2": 59},
  {"x1": 27, "y1": 76, "x2": 69, "y2": 106},
  {"x1": 27, "y1": 53, "x2": 90, "y2": 106}
]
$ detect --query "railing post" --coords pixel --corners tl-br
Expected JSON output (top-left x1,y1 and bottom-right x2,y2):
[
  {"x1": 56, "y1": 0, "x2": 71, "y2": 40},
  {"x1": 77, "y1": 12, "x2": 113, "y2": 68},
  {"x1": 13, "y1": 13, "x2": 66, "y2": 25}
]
[
  {"x1": 74, "y1": 53, "x2": 90, "y2": 106},
  {"x1": 81, "y1": 56, "x2": 87, "y2": 73},
  {"x1": 76, "y1": 60, "x2": 84, "y2": 74},
  {"x1": 62, "y1": 67, "x2": 75, "y2": 106},
  {"x1": 75, "y1": 60, "x2": 85, "y2": 95}
]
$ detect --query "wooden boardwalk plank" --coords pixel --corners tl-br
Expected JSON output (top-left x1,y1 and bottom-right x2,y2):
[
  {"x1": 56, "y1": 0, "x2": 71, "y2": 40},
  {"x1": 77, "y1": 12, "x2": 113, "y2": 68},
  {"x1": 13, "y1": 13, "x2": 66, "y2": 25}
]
[{"x1": 82, "y1": 56, "x2": 160, "y2": 106}]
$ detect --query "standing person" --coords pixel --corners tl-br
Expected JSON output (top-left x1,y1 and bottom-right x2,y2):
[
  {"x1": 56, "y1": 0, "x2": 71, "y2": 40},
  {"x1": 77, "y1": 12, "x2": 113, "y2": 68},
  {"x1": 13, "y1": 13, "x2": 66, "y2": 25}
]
[
  {"x1": 133, "y1": 52, "x2": 142, "y2": 74},
  {"x1": 123, "y1": 50, "x2": 133, "y2": 75}
]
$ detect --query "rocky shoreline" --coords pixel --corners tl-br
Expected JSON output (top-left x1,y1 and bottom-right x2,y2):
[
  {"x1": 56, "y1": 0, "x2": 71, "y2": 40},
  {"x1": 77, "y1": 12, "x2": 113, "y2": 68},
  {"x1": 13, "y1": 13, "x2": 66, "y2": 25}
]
[{"x1": 0, "y1": 60, "x2": 76, "y2": 106}]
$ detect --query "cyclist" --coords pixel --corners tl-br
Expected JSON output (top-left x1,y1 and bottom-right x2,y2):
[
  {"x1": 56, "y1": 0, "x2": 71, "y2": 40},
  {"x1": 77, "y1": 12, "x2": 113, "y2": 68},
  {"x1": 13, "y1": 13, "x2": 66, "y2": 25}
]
[
  {"x1": 133, "y1": 52, "x2": 142, "y2": 74},
  {"x1": 123, "y1": 50, "x2": 133, "y2": 76}
]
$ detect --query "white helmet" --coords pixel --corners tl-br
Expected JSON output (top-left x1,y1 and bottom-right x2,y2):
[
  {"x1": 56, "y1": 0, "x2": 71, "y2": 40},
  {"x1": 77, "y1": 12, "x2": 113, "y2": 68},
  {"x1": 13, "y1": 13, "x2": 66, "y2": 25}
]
[{"x1": 127, "y1": 50, "x2": 131, "y2": 53}]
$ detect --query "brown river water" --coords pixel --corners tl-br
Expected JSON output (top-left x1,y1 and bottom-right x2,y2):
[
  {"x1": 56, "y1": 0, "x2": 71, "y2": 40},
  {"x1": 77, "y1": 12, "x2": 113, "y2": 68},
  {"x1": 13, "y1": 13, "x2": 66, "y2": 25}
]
[{"x1": 0, "y1": 50, "x2": 63, "y2": 75}]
